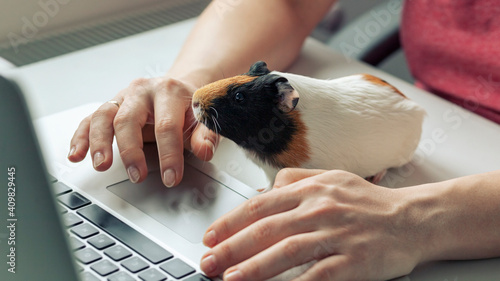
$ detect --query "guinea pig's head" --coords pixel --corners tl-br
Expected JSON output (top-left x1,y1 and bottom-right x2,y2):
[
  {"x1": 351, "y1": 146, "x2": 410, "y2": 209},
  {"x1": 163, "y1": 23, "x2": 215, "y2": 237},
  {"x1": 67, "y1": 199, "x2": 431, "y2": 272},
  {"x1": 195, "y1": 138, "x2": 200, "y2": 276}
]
[{"x1": 192, "y1": 61, "x2": 301, "y2": 160}]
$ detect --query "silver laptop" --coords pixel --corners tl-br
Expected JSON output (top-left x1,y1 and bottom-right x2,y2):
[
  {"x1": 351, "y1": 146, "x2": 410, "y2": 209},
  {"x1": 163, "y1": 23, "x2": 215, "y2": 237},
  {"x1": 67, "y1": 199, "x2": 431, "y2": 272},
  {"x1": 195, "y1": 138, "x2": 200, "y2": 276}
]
[{"x1": 0, "y1": 74, "x2": 263, "y2": 281}]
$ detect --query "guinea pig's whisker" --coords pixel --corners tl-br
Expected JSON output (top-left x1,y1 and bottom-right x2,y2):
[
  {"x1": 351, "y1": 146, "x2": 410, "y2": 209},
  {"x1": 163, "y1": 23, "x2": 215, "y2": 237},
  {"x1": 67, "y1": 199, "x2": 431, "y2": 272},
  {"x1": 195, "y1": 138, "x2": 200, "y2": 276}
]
[
  {"x1": 211, "y1": 115, "x2": 222, "y2": 133},
  {"x1": 209, "y1": 107, "x2": 219, "y2": 119},
  {"x1": 183, "y1": 119, "x2": 199, "y2": 136}
]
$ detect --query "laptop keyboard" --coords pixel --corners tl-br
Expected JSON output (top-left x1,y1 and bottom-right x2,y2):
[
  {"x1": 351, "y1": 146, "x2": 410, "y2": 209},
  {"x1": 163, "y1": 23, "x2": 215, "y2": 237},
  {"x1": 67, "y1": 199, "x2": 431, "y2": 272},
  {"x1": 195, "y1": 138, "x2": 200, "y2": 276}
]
[{"x1": 52, "y1": 180, "x2": 212, "y2": 281}]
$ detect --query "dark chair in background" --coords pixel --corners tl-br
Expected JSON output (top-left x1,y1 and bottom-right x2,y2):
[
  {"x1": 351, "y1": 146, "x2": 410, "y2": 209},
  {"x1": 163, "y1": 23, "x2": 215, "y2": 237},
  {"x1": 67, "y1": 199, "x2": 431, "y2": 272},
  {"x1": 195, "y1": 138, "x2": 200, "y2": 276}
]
[{"x1": 320, "y1": 0, "x2": 414, "y2": 83}]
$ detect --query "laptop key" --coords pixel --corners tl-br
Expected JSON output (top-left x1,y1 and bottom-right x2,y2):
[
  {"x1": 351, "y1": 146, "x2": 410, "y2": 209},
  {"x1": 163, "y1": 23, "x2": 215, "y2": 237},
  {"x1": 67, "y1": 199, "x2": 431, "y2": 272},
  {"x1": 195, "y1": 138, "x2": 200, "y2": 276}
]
[
  {"x1": 138, "y1": 268, "x2": 167, "y2": 281},
  {"x1": 75, "y1": 248, "x2": 102, "y2": 264},
  {"x1": 121, "y1": 256, "x2": 149, "y2": 273},
  {"x1": 58, "y1": 203, "x2": 68, "y2": 214},
  {"x1": 58, "y1": 192, "x2": 91, "y2": 210},
  {"x1": 69, "y1": 236, "x2": 86, "y2": 251},
  {"x1": 160, "y1": 258, "x2": 195, "y2": 279},
  {"x1": 91, "y1": 259, "x2": 119, "y2": 276},
  {"x1": 81, "y1": 271, "x2": 101, "y2": 281},
  {"x1": 47, "y1": 173, "x2": 58, "y2": 183},
  {"x1": 104, "y1": 245, "x2": 132, "y2": 261},
  {"x1": 88, "y1": 233, "x2": 115, "y2": 250},
  {"x1": 52, "y1": 181, "x2": 72, "y2": 195},
  {"x1": 62, "y1": 212, "x2": 83, "y2": 227},
  {"x1": 71, "y1": 222, "x2": 99, "y2": 239},
  {"x1": 78, "y1": 204, "x2": 173, "y2": 264},
  {"x1": 76, "y1": 264, "x2": 84, "y2": 272},
  {"x1": 108, "y1": 271, "x2": 136, "y2": 281}
]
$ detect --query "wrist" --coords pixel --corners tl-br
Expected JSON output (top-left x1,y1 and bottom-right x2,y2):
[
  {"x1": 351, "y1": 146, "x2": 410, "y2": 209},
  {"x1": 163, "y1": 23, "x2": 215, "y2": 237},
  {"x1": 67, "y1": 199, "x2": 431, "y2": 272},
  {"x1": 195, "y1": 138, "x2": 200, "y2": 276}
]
[
  {"x1": 396, "y1": 182, "x2": 451, "y2": 264},
  {"x1": 166, "y1": 64, "x2": 222, "y2": 90}
]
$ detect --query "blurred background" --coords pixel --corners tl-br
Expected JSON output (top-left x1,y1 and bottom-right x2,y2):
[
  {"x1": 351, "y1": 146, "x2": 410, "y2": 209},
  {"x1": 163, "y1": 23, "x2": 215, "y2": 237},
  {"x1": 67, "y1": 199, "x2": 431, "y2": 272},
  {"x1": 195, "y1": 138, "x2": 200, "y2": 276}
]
[{"x1": 0, "y1": 0, "x2": 411, "y2": 81}]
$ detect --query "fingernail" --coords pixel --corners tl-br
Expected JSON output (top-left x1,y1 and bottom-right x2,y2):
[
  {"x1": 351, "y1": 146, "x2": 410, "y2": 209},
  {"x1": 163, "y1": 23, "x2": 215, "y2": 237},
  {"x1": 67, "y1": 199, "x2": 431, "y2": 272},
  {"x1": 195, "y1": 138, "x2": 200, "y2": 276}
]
[
  {"x1": 68, "y1": 146, "x2": 76, "y2": 158},
  {"x1": 163, "y1": 169, "x2": 176, "y2": 187},
  {"x1": 127, "y1": 166, "x2": 141, "y2": 183},
  {"x1": 93, "y1": 152, "x2": 104, "y2": 168},
  {"x1": 203, "y1": 230, "x2": 217, "y2": 247},
  {"x1": 200, "y1": 254, "x2": 217, "y2": 275},
  {"x1": 225, "y1": 269, "x2": 243, "y2": 281}
]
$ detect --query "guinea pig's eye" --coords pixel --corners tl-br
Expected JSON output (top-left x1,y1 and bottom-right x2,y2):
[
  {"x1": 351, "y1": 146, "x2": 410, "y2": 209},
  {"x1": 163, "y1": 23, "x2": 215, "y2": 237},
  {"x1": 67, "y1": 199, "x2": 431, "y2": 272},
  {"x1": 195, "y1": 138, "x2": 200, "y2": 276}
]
[{"x1": 234, "y1": 92, "x2": 245, "y2": 103}]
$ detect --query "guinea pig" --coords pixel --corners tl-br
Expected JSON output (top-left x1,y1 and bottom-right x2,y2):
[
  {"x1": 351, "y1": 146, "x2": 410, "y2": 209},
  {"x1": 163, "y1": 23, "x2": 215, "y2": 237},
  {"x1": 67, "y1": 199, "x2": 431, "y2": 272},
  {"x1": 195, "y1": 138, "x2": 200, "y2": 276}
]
[{"x1": 192, "y1": 61, "x2": 426, "y2": 188}]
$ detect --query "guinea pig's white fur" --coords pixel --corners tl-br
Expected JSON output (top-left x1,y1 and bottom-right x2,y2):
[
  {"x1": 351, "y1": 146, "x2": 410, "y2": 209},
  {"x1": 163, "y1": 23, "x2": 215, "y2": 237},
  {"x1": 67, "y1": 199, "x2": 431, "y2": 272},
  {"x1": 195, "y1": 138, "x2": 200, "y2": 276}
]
[{"x1": 268, "y1": 71, "x2": 426, "y2": 179}]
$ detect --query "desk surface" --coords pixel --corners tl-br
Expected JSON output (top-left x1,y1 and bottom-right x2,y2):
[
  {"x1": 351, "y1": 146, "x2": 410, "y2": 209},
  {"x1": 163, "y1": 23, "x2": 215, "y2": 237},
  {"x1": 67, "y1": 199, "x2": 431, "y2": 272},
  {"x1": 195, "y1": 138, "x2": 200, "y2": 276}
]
[{"x1": 3, "y1": 18, "x2": 500, "y2": 281}]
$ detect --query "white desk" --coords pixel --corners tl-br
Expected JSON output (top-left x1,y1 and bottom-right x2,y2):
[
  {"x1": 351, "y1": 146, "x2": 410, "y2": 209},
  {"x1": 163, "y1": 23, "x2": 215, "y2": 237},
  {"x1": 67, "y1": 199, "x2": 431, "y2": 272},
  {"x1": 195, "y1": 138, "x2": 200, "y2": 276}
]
[{"x1": 3, "y1": 18, "x2": 500, "y2": 281}]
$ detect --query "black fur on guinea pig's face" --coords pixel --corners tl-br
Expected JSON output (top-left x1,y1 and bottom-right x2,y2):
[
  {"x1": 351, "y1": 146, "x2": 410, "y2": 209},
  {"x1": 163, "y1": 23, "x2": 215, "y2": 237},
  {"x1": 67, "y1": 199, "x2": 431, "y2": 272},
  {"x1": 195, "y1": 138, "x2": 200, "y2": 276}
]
[{"x1": 192, "y1": 61, "x2": 299, "y2": 155}]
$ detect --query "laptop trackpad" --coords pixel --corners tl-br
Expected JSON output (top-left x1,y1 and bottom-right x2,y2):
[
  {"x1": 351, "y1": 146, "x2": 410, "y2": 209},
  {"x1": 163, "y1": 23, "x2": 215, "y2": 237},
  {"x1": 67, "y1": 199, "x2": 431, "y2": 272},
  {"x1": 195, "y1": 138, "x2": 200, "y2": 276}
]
[{"x1": 107, "y1": 163, "x2": 247, "y2": 243}]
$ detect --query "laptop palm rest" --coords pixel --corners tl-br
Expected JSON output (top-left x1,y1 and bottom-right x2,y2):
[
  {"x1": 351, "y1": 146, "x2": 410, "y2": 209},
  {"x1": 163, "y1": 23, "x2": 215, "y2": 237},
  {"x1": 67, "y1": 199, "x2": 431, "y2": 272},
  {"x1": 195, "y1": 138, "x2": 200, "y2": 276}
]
[{"x1": 107, "y1": 163, "x2": 247, "y2": 243}]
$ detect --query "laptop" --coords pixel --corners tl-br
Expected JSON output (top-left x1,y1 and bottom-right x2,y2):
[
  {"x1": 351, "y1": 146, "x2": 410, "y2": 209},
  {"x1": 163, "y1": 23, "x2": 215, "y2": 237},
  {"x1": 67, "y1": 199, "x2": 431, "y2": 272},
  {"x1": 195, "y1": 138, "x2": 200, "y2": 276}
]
[{"x1": 0, "y1": 74, "x2": 264, "y2": 280}]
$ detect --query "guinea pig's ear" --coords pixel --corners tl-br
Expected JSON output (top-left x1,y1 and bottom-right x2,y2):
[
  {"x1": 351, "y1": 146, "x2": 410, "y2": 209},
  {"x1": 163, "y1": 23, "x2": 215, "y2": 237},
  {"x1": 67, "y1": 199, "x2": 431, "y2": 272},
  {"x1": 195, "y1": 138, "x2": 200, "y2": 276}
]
[
  {"x1": 247, "y1": 61, "x2": 271, "y2": 76},
  {"x1": 275, "y1": 77, "x2": 299, "y2": 113}
]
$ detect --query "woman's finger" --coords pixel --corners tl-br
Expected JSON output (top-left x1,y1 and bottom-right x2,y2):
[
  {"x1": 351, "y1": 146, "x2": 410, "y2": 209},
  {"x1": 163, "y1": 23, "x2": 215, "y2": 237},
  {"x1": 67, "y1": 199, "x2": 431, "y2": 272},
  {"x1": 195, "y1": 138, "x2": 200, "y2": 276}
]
[
  {"x1": 292, "y1": 255, "x2": 353, "y2": 281},
  {"x1": 273, "y1": 168, "x2": 327, "y2": 189},
  {"x1": 153, "y1": 78, "x2": 191, "y2": 187},
  {"x1": 202, "y1": 187, "x2": 301, "y2": 248},
  {"x1": 201, "y1": 209, "x2": 312, "y2": 277},
  {"x1": 88, "y1": 101, "x2": 122, "y2": 171},
  {"x1": 190, "y1": 122, "x2": 219, "y2": 161},
  {"x1": 68, "y1": 115, "x2": 92, "y2": 162},
  {"x1": 113, "y1": 92, "x2": 152, "y2": 183},
  {"x1": 220, "y1": 230, "x2": 338, "y2": 281}
]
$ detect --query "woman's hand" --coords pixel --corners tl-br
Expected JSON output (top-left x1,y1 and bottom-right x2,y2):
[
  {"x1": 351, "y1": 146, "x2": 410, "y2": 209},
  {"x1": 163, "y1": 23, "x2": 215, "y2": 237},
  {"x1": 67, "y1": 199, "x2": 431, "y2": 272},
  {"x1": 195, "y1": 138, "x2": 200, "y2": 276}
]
[
  {"x1": 200, "y1": 168, "x2": 426, "y2": 281},
  {"x1": 67, "y1": 76, "x2": 218, "y2": 187}
]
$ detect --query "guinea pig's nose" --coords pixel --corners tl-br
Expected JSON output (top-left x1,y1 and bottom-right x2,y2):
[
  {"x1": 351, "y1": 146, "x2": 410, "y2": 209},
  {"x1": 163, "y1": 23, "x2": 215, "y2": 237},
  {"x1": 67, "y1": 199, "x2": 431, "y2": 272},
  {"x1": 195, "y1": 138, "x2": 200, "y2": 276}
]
[{"x1": 193, "y1": 101, "x2": 200, "y2": 108}]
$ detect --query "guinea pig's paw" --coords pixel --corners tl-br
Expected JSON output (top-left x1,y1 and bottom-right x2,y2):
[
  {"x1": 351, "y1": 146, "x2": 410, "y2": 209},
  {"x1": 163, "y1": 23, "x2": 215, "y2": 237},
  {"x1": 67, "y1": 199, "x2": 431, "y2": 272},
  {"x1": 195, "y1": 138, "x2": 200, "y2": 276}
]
[{"x1": 365, "y1": 169, "x2": 387, "y2": 184}]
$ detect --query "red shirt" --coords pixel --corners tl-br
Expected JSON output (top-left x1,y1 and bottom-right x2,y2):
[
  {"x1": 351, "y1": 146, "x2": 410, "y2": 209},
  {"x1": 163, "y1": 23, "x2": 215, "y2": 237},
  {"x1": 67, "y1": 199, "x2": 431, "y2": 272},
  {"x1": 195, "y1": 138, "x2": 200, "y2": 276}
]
[{"x1": 401, "y1": 0, "x2": 500, "y2": 124}]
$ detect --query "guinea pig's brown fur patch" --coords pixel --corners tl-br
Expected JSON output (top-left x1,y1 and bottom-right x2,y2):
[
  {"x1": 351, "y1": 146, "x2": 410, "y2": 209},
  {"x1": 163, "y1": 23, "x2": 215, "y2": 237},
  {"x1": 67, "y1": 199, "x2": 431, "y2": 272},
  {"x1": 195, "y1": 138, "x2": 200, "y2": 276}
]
[
  {"x1": 362, "y1": 74, "x2": 407, "y2": 98},
  {"x1": 194, "y1": 75, "x2": 258, "y2": 107},
  {"x1": 272, "y1": 110, "x2": 311, "y2": 167}
]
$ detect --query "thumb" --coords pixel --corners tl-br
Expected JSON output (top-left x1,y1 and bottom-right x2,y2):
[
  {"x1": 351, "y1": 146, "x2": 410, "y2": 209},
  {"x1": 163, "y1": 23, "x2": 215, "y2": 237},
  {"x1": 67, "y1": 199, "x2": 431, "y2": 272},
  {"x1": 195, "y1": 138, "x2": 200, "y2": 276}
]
[{"x1": 189, "y1": 122, "x2": 218, "y2": 161}]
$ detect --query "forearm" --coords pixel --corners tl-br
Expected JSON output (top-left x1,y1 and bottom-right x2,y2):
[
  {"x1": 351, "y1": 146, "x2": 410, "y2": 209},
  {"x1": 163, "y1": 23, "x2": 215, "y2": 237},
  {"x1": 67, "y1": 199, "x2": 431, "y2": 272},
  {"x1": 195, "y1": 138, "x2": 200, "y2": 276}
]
[
  {"x1": 402, "y1": 170, "x2": 500, "y2": 262},
  {"x1": 168, "y1": 0, "x2": 336, "y2": 88}
]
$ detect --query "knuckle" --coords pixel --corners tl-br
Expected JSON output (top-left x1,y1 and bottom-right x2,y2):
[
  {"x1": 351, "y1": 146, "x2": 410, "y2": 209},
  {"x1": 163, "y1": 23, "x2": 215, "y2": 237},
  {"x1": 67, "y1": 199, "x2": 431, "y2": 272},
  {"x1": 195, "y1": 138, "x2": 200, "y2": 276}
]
[
  {"x1": 305, "y1": 197, "x2": 337, "y2": 219},
  {"x1": 282, "y1": 237, "x2": 301, "y2": 261},
  {"x1": 155, "y1": 117, "x2": 181, "y2": 135},
  {"x1": 162, "y1": 77, "x2": 183, "y2": 90},
  {"x1": 158, "y1": 150, "x2": 182, "y2": 166},
  {"x1": 246, "y1": 197, "x2": 264, "y2": 219},
  {"x1": 112, "y1": 112, "x2": 126, "y2": 126},
  {"x1": 276, "y1": 167, "x2": 294, "y2": 179},
  {"x1": 327, "y1": 169, "x2": 361, "y2": 185},
  {"x1": 327, "y1": 169, "x2": 349, "y2": 177},
  {"x1": 89, "y1": 134, "x2": 107, "y2": 147},
  {"x1": 118, "y1": 146, "x2": 139, "y2": 160},
  {"x1": 316, "y1": 265, "x2": 334, "y2": 281},
  {"x1": 216, "y1": 217, "x2": 230, "y2": 236},
  {"x1": 129, "y1": 78, "x2": 149, "y2": 88},
  {"x1": 292, "y1": 178, "x2": 323, "y2": 197},
  {"x1": 113, "y1": 113, "x2": 135, "y2": 131},
  {"x1": 240, "y1": 258, "x2": 261, "y2": 277},
  {"x1": 251, "y1": 220, "x2": 272, "y2": 242},
  {"x1": 217, "y1": 242, "x2": 234, "y2": 262},
  {"x1": 92, "y1": 107, "x2": 112, "y2": 120}
]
